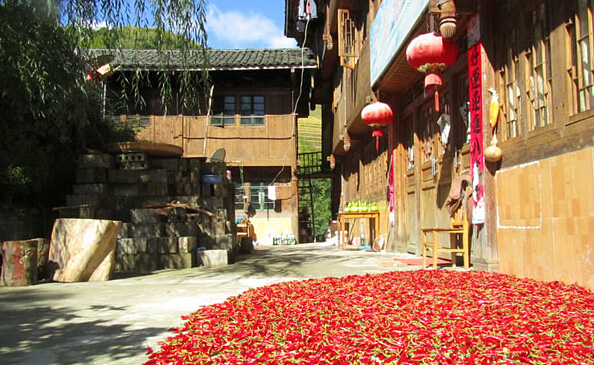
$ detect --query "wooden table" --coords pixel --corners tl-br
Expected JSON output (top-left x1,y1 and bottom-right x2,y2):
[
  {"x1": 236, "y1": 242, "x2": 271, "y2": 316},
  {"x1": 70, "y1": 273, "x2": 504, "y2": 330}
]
[{"x1": 337, "y1": 211, "x2": 379, "y2": 250}]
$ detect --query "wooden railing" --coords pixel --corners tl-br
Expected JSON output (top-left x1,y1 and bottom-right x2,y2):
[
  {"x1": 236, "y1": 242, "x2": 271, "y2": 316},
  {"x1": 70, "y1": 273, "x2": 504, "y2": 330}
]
[{"x1": 297, "y1": 151, "x2": 323, "y2": 175}]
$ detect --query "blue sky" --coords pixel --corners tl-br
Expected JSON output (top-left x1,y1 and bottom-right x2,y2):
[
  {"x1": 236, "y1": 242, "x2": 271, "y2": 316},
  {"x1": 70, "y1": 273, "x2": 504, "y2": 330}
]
[{"x1": 206, "y1": 1, "x2": 297, "y2": 49}]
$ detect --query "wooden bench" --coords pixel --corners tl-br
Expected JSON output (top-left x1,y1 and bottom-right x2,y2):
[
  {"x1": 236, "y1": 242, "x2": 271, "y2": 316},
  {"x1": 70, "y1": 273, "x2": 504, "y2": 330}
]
[{"x1": 421, "y1": 186, "x2": 471, "y2": 269}]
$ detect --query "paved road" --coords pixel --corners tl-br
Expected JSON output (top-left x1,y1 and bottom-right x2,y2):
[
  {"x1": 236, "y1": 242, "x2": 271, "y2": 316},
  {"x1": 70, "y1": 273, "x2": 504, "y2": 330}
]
[{"x1": 0, "y1": 243, "x2": 420, "y2": 365}]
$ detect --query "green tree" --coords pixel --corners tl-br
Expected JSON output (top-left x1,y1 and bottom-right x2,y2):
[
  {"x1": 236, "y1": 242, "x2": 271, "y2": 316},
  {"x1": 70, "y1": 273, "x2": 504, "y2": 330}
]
[
  {"x1": 88, "y1": 26, "x2": 201, "y2": 49},
  {"x1": 0, "y1": 0, "x2": 208, "y2": 210}
]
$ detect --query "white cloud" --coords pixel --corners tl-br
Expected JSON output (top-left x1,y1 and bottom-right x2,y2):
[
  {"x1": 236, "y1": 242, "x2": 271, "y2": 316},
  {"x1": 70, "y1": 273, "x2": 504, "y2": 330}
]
[
  {"x1": 206, "y1": 5, "x2": 297, "y2": 49},
  {"x1": 91, "y1": 21, "x2": 109, "y2": 30}
]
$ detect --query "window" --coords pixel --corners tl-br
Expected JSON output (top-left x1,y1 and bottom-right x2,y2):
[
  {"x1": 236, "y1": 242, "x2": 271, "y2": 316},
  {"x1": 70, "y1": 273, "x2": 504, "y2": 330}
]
[
  {"x1": 240, "y1": 96, "x2": 265, "y2": 126},
  {"x1": 503, "y1": 27, "x2": 521, "y2": 139},
  {"x1": 526, "y1": 3, "x2": 552, "y2": 130},
  {"x1": 211, "y1": 95, "x2": 236, "y2": 126},
  {"x1": 338, "y1": 9, "x2": 358, "y2": 69},
  {"x1": 248, "y1": 183, "x2": 275, "y2": 211},
  {"x1": 571, "y1": 0, "x2": 594, "y2": 113}
]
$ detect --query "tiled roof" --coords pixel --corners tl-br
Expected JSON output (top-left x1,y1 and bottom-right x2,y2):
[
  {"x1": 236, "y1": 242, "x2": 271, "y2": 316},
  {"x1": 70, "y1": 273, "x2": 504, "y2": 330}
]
[{"x1": 90, "y1": 48, "x2": 317, "y2": 71}]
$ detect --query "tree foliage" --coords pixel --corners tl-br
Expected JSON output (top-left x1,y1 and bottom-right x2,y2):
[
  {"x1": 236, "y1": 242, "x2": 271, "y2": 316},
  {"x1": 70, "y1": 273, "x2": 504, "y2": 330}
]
[
  {"x1": 87, "y1": 26, "x2": 201, "y2": 49},
  {"x1": 0, "y1": 0, "x2": 87, "y2": 199},
  {"x1": 0, "y1": 0, "x2": 208, "y2": 207}
]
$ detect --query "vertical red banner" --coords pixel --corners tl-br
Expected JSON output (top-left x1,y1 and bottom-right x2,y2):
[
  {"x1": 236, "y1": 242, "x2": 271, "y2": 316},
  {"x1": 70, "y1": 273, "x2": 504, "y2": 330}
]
[{"x1": 468, "y1": 41, "x2": 485, "y2": 224}]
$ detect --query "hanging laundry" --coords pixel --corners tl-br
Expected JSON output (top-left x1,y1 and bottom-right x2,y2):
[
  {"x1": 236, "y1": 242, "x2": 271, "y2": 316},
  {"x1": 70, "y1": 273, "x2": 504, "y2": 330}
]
[{"x1": 268, "y1": 185, "x2": 277, "y2": 201}]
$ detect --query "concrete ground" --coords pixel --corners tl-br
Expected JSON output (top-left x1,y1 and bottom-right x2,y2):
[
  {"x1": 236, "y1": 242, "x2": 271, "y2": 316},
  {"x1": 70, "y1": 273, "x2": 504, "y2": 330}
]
[{"x1": 0, "y1": 243, "x2": 425, "y2": 365}]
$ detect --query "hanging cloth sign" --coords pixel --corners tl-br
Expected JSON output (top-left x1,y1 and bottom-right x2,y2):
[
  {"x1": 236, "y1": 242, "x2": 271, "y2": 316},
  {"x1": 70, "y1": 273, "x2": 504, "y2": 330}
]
[{"x1": 468, "y1": 14, "x2": 485, "y2": 225}]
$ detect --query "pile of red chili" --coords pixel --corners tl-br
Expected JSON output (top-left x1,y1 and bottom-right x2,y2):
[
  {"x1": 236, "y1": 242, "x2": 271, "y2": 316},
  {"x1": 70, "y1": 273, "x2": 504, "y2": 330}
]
[{"x1": 145, "y1": 270, "x2": 594, "y2": 364}]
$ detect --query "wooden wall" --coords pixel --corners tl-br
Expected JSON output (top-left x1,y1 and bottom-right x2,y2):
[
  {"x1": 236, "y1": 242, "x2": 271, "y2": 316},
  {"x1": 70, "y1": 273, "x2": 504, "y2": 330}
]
[
  {"x1": 133, "y1": 114, "x2": 296, "y2": 167},
  {"x1": 496, "y1": 147, "x2": 594, "y2": 291}
]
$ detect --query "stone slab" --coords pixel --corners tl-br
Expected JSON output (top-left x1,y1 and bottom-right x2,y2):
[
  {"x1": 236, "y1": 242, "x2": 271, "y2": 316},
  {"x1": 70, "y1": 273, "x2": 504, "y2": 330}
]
[
  {"x1": 159, "y1": 253, "x2": 194, "y2": 269},
  {"x1": 196, "y1": 250, "x2": 228, "y2": 268}
]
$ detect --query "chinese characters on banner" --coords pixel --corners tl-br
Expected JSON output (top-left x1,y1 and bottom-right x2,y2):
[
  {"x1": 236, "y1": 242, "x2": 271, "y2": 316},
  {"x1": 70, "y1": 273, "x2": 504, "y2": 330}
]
[{"x1": 468, "y1": 15, "x2": 485, "y2": 224}]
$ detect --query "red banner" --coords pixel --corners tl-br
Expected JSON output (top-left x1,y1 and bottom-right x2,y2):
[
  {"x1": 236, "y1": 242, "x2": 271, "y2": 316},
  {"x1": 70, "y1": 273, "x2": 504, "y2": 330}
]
[{"x1": 468, "y1": 41, "x2": 485, "y2": 224}]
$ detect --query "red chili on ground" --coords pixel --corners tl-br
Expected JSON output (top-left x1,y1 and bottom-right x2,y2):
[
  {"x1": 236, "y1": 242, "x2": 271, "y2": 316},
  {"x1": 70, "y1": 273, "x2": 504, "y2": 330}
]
[{"x1": 145, "y1": 271, "x2": 594, "y2": 364}]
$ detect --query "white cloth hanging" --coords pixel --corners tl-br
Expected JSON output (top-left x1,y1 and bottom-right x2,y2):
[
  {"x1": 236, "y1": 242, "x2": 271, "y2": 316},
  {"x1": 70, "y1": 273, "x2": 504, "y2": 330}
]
[{"x1": 268, "y1": 186, "x2": 277, "y2": 201}]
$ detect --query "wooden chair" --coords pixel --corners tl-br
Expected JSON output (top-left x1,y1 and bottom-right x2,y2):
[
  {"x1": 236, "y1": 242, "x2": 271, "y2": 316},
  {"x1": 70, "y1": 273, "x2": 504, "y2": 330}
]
[{"x1": 421, "y1": 186, "x2": 471, "y2": 269}]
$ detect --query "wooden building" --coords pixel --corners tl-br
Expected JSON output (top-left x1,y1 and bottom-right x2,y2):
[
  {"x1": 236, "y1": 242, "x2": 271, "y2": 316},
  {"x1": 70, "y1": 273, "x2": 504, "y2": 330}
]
[
  {"x1": 99, "y1": 48, "x2": 317, "y2": 244},
  {"x1": 286, "y1": 0, "x2": 594, "y2": 290}
]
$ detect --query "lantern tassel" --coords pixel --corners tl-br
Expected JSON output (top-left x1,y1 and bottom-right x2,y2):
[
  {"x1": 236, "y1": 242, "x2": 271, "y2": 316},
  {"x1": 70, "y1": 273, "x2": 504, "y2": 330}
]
[{"x1": 372, "y1": 129, "x2": 384, "y2": 152}]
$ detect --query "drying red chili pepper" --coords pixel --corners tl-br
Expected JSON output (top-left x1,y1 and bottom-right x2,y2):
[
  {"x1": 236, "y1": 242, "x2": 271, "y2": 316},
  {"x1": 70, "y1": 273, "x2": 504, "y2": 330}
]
[{"x1": 145, "y1": 271, "x2": 594, "y2": 364}]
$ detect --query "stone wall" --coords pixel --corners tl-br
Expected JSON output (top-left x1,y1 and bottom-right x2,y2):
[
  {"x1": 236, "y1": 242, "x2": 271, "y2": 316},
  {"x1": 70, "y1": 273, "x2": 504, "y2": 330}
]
[{"x1": 58, "y1": 151, "x2": 235, "y2": 273}]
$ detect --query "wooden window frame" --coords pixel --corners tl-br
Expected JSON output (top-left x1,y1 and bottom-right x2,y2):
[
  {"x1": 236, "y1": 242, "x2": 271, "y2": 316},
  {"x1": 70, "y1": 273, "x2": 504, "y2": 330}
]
[
  {"x1": 240, "y1": 95, "x2": 266, "y2": 126},
  {"x1": 338, "y1": 9, "x2": 358, "y2": 69},
  {"x1": 211, "y1": 95, "x2": 236, "y2": 126},
  {"x1": 525, "y1": 3, "x2": 553, "y2": 131},
  {"x1": 248, "y1": 182, "x2": 275, "y2": 211},
  {"x1": 500, "y1": 27, "x2": 522, "y2": 140},
  {"x1": 569, "y1": 0, "x2": 594, "y2": 117}
]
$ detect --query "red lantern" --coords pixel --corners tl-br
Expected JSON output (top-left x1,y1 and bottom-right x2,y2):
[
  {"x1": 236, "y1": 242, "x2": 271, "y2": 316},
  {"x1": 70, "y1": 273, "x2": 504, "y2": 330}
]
[
  {"x1": 361, "y1": 101, "x2": 393, "y2": 151},
  {"x1": 406, "y1": 32, "x2": 459, "y2": 112}
]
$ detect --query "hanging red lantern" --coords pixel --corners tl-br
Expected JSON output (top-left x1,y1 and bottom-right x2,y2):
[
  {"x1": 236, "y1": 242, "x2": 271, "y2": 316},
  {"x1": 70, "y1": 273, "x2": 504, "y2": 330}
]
[
  {"x1": 361, "y1": 101, "x2": 393, "y2": 151},
  {"x1": 406, "y1": 32, "x2": 459, "y2": 112}
]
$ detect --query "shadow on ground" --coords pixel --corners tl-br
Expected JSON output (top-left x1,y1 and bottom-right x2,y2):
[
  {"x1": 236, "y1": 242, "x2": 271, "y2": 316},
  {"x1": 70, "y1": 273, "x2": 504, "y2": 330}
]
[{"x1": 0, "y1": 303, "x2": 163, "y2": 364}]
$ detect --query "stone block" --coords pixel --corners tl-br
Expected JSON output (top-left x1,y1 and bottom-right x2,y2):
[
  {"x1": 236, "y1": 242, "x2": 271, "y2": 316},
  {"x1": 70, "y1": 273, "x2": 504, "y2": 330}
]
[
  {"x1": 76, "y1": 168, "x2": 107, "y2": 184},
  {"x1": 108, "y1": 169, "x2": 141, "y2": 184},
  {"x1": 212, "y1": 234, "x2": 235, "y2": 251},
  {"x1": 201, "y1": 196, "x2": 224, "y2": 210},
  {"x1": 154, "y1": 237, "x2": 178, "y2": 254},
  {"x1": 175, "y1": 180, "x2": 193, "y2": 196},
  {"x1": 197, "y1": 232, "x2": 216, "y2": 249},
  {"x1": 200, "y1": 182, "x2": 214, "y2": 197},
  {"x1": 115, "y1": 253, "x2": 159, "y2": 273},
  {"x1": 141, "y1": 196, "x2": 175, "y2": 206},
  {"x1": 126, "y1": 223, "x2": 163, "y2": 238},
  {"x1": 117, "y1": 238, "x2": 149, "y2": 255},
  {"x1": 94, "y1": 209, "x2": 112, "y2": 220},
  {"x1": 146, "y1": 238, "x2": 158, "y2": 254},
  {"x1": 78, "y1": 154, "x2": 115, "y2": 169},
  {"x1": 165, "y1": 222, "x2": 199, "y2": 237},
  {"x1": 56, "y1": 205, "x2": 97, "y2": 219},
  {"x1": 119, "y1": 161, "x2": 148, "y2": 170},
  {"x1": 130, "y1": 209, "x2": 159, "y2": 224},
  {"x1": 196, "y1": 250, "x2": 228, "y2": 268},
  {"x1": 73, "y1": 183, "x2": 108, "y2": 195},
  {"x1": 159, "y1": 253, "x2": 194, "y2": 269},
  {"x1": 65, "y1": 194, "x2": 105, "y2": 208},
  {"x1": 202, "y1": 220, "x2": 226, "y2": 236},
  {"x1": 112, "y1": 184, "x2": 141, "y2": 197},
  {"x1": 116, "y1": 152, "x2": 146, "y2": 164},
  {"x1": 118, "y1": 223, "x2": 130, "y2": 238},
  {"x1": 215, "y1": 208, "x2": 229, "y2": 222},
  {"x1": 149, "y1": 158, "x2": 179, "y2": 171},
  {"x1": 175, "y1": 196, "x2": 200, "y2": 206},
  {"x1": 178, "y1": 236, "x2": 197, "y2": 253},
  {"x1": 143, "y1": 182, "x2": 170, "y2": 196},
  {"x1": 213, "y1": 182, "x2": 228, "y2": 198},
  {"x1": 108, "y1": 196, "x2": 142, "y2": 221},
  {"x1": 188, "y1": 158, "x2": 202, "y2": 174},
  {"x1": 140, "y1": 170, "x2": 168, "y2": 184},
  {"x1": 177, "y1": 158, "x2": 189, "y2": 172}
]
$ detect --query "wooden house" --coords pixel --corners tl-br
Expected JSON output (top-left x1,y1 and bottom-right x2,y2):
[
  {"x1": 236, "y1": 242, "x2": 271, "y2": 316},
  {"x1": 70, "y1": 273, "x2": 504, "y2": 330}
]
[
  {"x1": 99, "y1": 48, "x2": 318, "y2": 244},
  {"x1": 286, "y1": 0, "x2": 594, "y2": 290}
]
